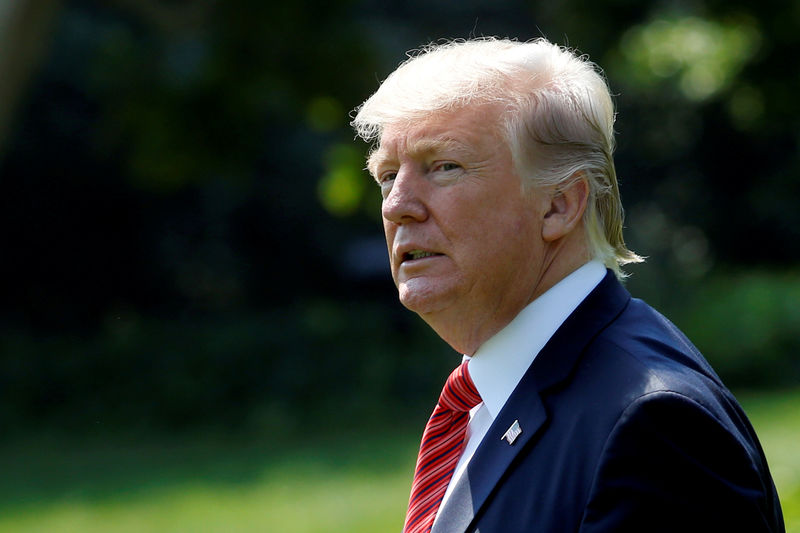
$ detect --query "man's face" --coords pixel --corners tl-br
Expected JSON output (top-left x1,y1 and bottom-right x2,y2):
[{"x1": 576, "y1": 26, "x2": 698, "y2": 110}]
[{"x1": 369, "y1": 104, "x2": 550, "y2": 341}]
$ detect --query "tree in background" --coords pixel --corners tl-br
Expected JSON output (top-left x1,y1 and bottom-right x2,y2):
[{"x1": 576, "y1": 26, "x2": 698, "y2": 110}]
[{"x1": 0, "y1": 0, "x2": 797, "y2": 433}]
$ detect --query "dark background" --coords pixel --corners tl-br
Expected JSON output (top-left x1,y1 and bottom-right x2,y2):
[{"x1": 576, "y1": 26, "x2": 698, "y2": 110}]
[{"x1": 1, "y1": 0, "x2": 798, "y2": 438}]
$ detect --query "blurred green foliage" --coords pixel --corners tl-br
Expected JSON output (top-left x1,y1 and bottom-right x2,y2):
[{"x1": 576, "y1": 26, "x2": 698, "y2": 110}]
[
  {"x1": 318, "y1": 143, "x2": 369, "y2": 217},
  {"x1": 0, "y1": 298, "x2": 453, "y2": 433},
  {"x1": 675, "y1": 270, "x2": 800, "y2": 386},
  {"x1": 0, "y1": 0, "x2": 798, "y2": 434},
  {"x1": 619, "y1": 14, "x2": 761, "y2": 101}
]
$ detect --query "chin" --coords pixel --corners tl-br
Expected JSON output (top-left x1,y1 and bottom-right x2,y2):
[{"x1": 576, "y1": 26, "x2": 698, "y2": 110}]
[{"x1": 397, "y1": 280, "x2": 455, "y2": 316}]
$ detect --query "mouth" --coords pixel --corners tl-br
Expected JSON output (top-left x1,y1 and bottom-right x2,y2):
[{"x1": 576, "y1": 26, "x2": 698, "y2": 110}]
[{"x1": 402, "y1": 249, "x2": 444, "y2": 263}]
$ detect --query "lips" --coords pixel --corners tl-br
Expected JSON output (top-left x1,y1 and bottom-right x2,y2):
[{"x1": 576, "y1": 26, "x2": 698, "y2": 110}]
[{"x1": 401, "y1": 249, "x2": 445, "y2": 263}]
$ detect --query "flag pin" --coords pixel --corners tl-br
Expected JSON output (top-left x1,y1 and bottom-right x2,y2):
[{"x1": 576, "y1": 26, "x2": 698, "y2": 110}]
[{"x1": 501, "y1": 420, "x2": 522, "y2": 445}]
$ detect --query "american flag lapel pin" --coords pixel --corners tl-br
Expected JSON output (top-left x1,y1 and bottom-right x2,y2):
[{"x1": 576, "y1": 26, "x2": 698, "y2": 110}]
[{"x1": 501, "y1": 419, "x2": 522, "y2": 445}]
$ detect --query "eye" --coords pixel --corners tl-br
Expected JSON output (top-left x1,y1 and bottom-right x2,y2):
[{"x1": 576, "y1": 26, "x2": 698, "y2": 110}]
[
  {"x1": 378, "y1": 170, "x2": 397, "y2": 184},
  {"x1": 376, "y1": 171, "x2": 396, "y2": 198},
  {"x1": 434, "y1": 162, "x2": 461, "y2": 172}
]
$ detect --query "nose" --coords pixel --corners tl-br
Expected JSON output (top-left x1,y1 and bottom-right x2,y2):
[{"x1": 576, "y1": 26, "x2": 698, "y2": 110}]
[{"x1": 381, "y1": 168, "x2": 429, "y2": 225}]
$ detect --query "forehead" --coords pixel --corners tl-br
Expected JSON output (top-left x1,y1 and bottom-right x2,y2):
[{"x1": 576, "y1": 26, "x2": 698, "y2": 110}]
[{"x1": 367, "y1": 104, "x2": 505, "y2": 173}]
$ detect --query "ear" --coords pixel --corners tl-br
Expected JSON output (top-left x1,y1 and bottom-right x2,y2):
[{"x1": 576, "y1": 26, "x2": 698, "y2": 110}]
[{"x1": 542, "y1": 175, "x2": 589, "y2": 242}]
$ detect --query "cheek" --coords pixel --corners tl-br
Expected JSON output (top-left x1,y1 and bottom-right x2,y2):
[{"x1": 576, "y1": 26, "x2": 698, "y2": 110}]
[
  {"x1": 513, "y1": 214, "x2": 540, "y2": 241},
  {"x1": 483, "y1": 210, "x2": 540, "y2": 264},
  {"x1": 382, "y1": 221, "x2": 396, "y2": 246},
  {"x1": 382, "y1": 224, "x2": 398, "y2": 267}
]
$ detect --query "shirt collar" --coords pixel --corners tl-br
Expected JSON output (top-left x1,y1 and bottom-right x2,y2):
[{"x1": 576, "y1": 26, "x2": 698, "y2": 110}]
[{"x1": 466, "y1": 260, "x2": 607, "y2": 418}]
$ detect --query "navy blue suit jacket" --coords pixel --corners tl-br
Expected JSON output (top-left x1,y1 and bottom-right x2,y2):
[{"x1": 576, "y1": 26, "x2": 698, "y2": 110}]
[{"x1": 431, "y1": 271, "x2": 784, "y2": 532}]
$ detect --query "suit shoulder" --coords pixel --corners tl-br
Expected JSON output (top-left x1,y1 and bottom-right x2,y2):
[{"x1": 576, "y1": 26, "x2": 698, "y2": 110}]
[
  {"x1": 590, "y1": 297, "x2": 724, "y2": 394},
  {"x1": 567, "y1": 296, "x2": 753, "y2": 442},
  {"x1": 579, "y1": 388, "x2": 784, "y2": 532}
]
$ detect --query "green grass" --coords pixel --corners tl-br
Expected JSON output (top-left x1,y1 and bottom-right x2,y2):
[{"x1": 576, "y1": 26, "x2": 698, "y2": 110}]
[
  {"x1": 0, "y1": 428, "x2": 417, "y2": 533},
  {"x1": 739, "y1": 389, "x2": 800, "y2": 532},
  {"x1": 1, "y1": 388, "x2": 798, "y2": 532}
]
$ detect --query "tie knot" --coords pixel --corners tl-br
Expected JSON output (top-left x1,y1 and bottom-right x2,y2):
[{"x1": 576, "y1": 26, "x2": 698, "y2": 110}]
[{"x1": 439, "y1": 361, "x2": 482, "y2": 412}]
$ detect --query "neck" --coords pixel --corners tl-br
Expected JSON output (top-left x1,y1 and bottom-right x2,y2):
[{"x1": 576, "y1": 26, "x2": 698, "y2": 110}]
[{"x1": 423, "y1": 242, "x2": 591, "y2": 355}]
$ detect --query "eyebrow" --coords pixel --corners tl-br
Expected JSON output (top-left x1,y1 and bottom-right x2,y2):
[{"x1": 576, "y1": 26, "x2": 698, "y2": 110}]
[
  {"x1": 366, "y1": 137, "x2": 469, "y2": 177},
  {"x1": 366, "y1": 149, "x2": 389, "y2": 178}
]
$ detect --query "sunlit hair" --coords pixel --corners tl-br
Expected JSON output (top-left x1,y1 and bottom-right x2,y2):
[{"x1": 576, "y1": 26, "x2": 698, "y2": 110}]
[{"x1": 351, "y1": 37, "x2": 642, "y2": 277}]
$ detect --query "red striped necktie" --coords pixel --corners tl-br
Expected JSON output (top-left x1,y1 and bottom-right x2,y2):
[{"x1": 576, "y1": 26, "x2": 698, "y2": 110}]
[{"x1": 403, "y1": 361, "x2": 482, "y2": 533}]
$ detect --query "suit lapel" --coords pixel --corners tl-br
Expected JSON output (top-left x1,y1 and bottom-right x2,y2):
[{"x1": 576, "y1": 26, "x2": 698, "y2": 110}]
[
  {"x1": 432, "y1": 383, "x2": 548, "y2": 533},
  {"x1": 432, "y1": 271, "x2": 631, "y2": 532}
]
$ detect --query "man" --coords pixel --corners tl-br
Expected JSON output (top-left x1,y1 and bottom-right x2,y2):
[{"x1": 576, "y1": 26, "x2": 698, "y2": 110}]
[{"x1": 351, "y1": 37, "x2": 784, "y2": 532}]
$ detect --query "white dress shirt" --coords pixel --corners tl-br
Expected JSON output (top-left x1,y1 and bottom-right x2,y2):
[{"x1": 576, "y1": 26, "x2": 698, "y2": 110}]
[{"x1": 437, "y1": 260, "x2": 607, "y2": 510}]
